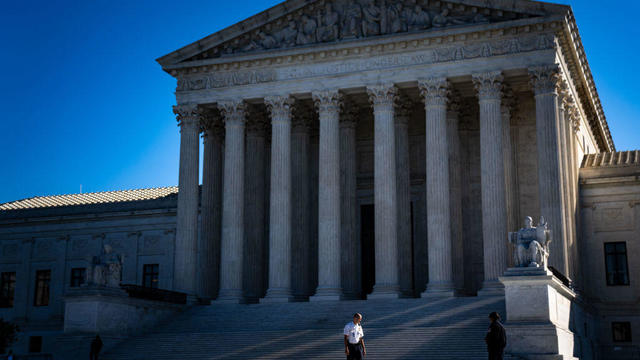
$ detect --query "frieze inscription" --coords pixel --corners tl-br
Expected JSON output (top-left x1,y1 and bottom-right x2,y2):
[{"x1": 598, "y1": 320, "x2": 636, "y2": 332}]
[{"x1": 177, "y1": 32, "x2": 554, "y2": 90}]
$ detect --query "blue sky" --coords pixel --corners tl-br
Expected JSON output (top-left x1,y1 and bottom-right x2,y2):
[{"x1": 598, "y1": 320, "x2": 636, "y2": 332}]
[{"x1": 0, "y1": 0, "x2": 638, "y2": 204}]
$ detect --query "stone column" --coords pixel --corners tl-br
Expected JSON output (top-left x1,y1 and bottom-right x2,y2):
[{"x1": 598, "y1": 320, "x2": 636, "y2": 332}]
[
  {"x1": 310, "y1": 90, "x2": 343, "y2": 301},
  {"x1": 501, "y1": 89, "x2": 519, "y2": 239},
  {"x1": 291, "y1": 105, "x2": 312, "y2": 300},
  {"x1": 263, "y1": 96, "x2": 294, "y2": 303},
  {"x1": 447, "y1": 94, "x2": 464, "y2": 294},
  {"x1": 340, "y1": 104, "x2": 360, "y2": 300},
  {"x1": 395, "y1": 96, "x2": 413, "y2": 297},
  {"x1": 419, "y1": 78, "x2": 454, "y2": 296},
  {"x1": 367, "y1": 84, "x2": 401, "y2": 299},
  {"x1": 473, "y1": 71, "x2": 508, "y2": 294},
  {"x1": 243, "y1": 110, "x2": 267, "y2": 302},
  {"x1": 199, "y1": 110, "x2": 224, "y2": 300},
  {"x1": 567, "y1": 100, "x2": 581, "y2": 288},
  {"x1": 529, "y1": 65, "x2": 568, "y2": 275},
  {"x1": 217, "y1": 100, "x2": 246, "y2": 303},
  {"x1": 172, "y1": 104, "x2": 201, "y2": 297},
  {"x1": 557, "y1": 83, "x2": 573, "y2": 279}
]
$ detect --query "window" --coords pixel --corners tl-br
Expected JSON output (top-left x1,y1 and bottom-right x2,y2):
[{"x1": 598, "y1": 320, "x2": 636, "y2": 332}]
[
  {"x1": 604, "y1": 242, "x2": 630, "y2": 286},
  {"x1": 70, "y1": 268, "x2": 86, "y2": 287},
  {"x1": 142, "y1": 264, "x2": 159, "y2": 289},
  {"x1": 28, "y1": 336, "x2": 42, "y2": 353},
  {"x1": 612, "y1": 322, "x2": 632, "y2": 342},
  {"x1": 0, "y1": 272, "x2": 16, "y2": 308},
  {"x1": 34, "y1": 270, "x2": 51, "y2": 306}
]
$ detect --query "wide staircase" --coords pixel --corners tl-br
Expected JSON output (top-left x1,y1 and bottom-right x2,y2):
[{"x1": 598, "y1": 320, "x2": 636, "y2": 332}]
[{"x1": 97, "y1": 295, "x2": 507, "y2": 359}]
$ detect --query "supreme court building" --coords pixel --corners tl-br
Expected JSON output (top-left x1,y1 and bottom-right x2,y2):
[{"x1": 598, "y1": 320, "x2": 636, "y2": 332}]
[
  {"x1": 2, "y1": 0, "x2": 639, "y2": 358},
  {"x1": 159, "y1": 0, "x2": 610, "y2": 303}
]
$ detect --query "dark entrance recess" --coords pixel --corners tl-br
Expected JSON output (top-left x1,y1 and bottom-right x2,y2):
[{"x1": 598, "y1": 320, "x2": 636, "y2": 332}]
[{"x1": 360, "y1": 204, "x2": 375, "y2": 298}]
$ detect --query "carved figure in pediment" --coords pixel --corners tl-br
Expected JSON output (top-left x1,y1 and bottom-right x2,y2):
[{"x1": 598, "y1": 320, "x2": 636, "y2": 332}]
[
  {"x1": 317, "y1": 3, "x2": 340, "y2": 42},
  {"x1": 378, "y1": 0, "x2": 389, "y2": 35},
  {"x1": 258, "y1": 31, "x2": 278, "y2": 49},
  {"x1": 408, "y1": 4, "x2": 431, "y2": 31},
  {"x1": 277, "y1": 20, "x2": 299, "y2": 47},
  {"x1": 432, "y1": 8, "x2": 451, "y2": 28},
  {"x1": 343, "y1": 2, "x2": 363, "y2": 38},
  {"x1": 362, "y1": 1, "x2": 381, "y2": 36},
  {"x1": 387, "y1": 2, "x2": 405, "y2": 33},
  {"x1": 471, "y1": 13, "x2": 489, "y2": 23},
  {"x1": 242, "y1": 30, "x2": 278, "y2": 52},
  {"x1": 296, "y1": 14, "x2": 317, "y2": 45}
]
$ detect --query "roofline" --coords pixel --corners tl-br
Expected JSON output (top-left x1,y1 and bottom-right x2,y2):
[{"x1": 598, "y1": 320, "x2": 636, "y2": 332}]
[{"x1": 156, "y1": 0, "x2": 570, "y2": 67}]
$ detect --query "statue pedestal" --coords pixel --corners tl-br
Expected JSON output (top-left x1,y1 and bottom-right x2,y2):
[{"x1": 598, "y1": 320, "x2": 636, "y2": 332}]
[
  {"x1": 499, "y1": 267, "x2": 578, "y2": 360},
  {"x1": 63, "y1": 287, "x2": 183, "y2": 335}
]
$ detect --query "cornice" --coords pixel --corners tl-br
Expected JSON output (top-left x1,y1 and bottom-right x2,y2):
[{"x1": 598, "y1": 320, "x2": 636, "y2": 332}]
[{"x1": 556, "y1": 10, "x2": 615, "y2": 152}]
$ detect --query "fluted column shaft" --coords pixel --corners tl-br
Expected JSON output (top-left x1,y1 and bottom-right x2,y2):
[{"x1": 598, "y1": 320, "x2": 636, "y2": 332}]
[
  {"x1": 217, "y1": 101, "x2": 246, "y2": 302},
  {"x1": 368, "y1": 84, "x2": 400, "y2": 299},
  {"x1": 395, "y1": 99, "x2": 413, "y2": 297},
  {"x1": 291, "y1": 110, "x2": 312, "y2": 300},
  {"x1": 529, "y1": 65, "x2": 568, "y2": 275},
  {"x1": 557, "y1": 93, "x2": 573, "y2": 278},
  {"x1": 501, "y1": 93, "x2": 519, "y2": 240},
  {"x1": 447, "y1": 97, "x2": 464, "y2": 294},
  {"x1": 243, "y1": 115, "x2": 267, "y2": 301},
  {"x1": 419, "y1": 78, "x2": 454, "y2": 296},
  {"x1": 310, "y1": 90, "x2": 343, "y2": 301},
  {"x1": 263, "y1": 96, "x2": 294, "y2": 302},
  {"x1": 473, "y1": 72, "x2": 508, "y2": 294},
  {"x1": 173, "y1": 104, "x2": 201, "y2": 296},
  {"x1": 340, "y1": 108, "x2": 360, "y2": 300},
  {"x1": 200, "y1": 115, "x2": 224, "y2": 300}
]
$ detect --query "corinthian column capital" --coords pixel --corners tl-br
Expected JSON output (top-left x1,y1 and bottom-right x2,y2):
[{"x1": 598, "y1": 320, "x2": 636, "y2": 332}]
[
  {"x1": 265, "y1": 95, "x2": 295, "y2": 121},
  {"x1": 312, "y1": 90, "x2": 342, "y2": 115},
  {"x1": 472, "y1": 71, "x2": 504, "y2": 101},
  {"x1": 418, "y1": 77, "x2": 449, "y2": 107},
  {"x1": 173, "y1": 104, "x2": 202, "y2": 128},
  {"x1": 367, "y1": 84, "x2": 398, "y2": 108},
  {"x1": 340, "y1": 101, "x2": 359, "y2": 129},
  {"x1": 200, "y1": 108, "x2": 224, "y2": 138},
  {"x1": 395, "y1": 95, "x2": 414, "y2": 126},
  {"x1": 500, "y1": 87, "x2": 516, "y2": 117},
  {"x1": 529, "y1": 64, "x2": 561, "y2": 96},
  {"x1": 218, "y1": 100, "x2": 247, "y2": 125}
]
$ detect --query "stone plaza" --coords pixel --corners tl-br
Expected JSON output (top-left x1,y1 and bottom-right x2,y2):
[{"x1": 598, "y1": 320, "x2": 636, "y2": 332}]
[{"x1": 0, "y1": 0, "x2": 638, "y2": 358}]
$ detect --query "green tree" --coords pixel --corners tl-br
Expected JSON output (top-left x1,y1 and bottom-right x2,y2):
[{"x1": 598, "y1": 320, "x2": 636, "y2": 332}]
[{"x1": 0, "y1": 318, "x2": 19, "y2": 354}]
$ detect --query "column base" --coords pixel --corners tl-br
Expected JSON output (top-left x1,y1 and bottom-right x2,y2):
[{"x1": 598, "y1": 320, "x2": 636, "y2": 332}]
[
  {"x1": 215, "y1": 289, "x2": 244, "y2": 304},
  {"x1": 368, "y1": 284, "x2": 401, "y2": 299},
  {"x1": 477, "y1": 280, "x2": 505, "y2": 296},
  {"x1": 261, "y1": 288, "x2": 294, "y2": 303},
  {"x1": 422, "y1": 282, "x2": 455, "y2": 298},
  {"x1": 310, "y1": 286, "x2": 343, "y2": 301}
]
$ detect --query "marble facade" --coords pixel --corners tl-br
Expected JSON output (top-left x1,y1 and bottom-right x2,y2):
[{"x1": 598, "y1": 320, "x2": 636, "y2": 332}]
[{"x1": 160, "y1": 0, "x2": 611, "y2": 303}]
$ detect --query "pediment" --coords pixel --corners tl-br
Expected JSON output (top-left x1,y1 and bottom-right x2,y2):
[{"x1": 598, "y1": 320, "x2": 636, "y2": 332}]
[{"x1": 157, "y1": 0, "x2": 569, "y2": 67}]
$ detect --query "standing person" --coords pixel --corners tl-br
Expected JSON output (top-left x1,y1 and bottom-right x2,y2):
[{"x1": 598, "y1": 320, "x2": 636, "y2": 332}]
[
  {"x1": 485, "y1": 312, "x2": 507, "y2": 360},
  {"x1": 344, "y1": 313, "x2": 366, "y2": 359},
  {"x1": 90, "y1": 334, "x2": 103, "y2": 360}
]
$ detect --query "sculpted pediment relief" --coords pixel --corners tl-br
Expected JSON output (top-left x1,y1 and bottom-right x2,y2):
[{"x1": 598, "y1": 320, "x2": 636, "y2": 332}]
[{"x1": 183, "y1": 0, "x2": 544, "y2": 62}]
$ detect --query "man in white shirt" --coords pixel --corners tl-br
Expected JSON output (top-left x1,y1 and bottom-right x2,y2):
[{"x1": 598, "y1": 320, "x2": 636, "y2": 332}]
[{"x1": 344, "y1": 313, "x2": 366, "y2": 359}]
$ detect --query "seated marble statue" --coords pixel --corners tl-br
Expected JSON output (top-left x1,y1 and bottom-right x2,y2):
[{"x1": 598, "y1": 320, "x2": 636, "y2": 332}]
[
  {"x1": 508, "y1": 216, "x2": 552, "y2": 268},
  {"x1": 91, "y1": 244, "x2": 123, "y2": 288}
]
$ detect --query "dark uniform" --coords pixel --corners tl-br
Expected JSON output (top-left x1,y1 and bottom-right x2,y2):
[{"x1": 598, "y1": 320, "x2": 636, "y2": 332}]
[{"x1": 485, "y1": 320, "x2": 507, "y2": 360}]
